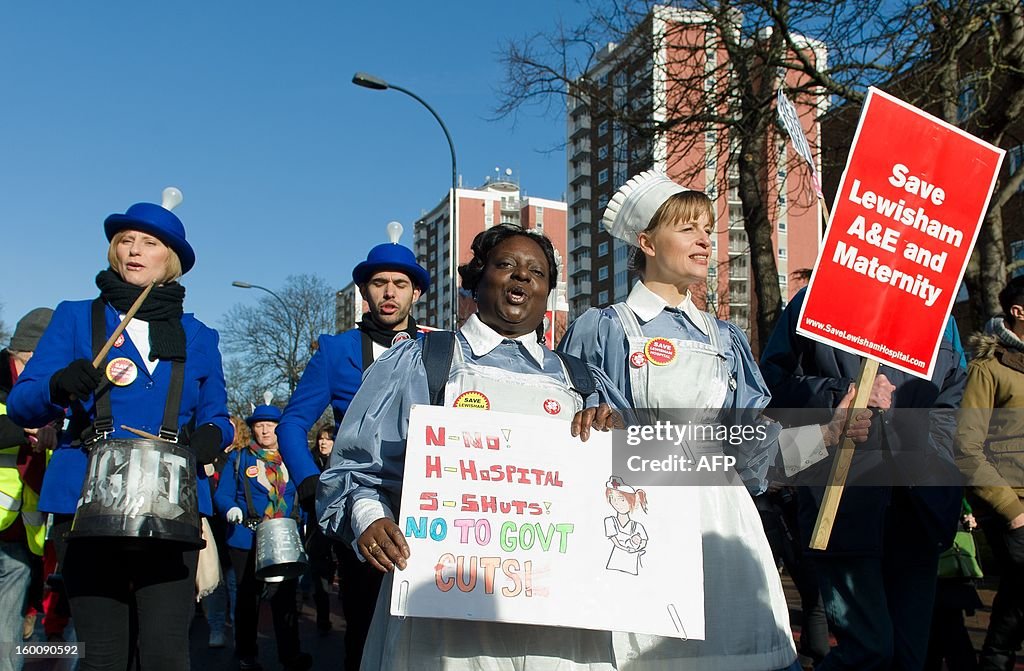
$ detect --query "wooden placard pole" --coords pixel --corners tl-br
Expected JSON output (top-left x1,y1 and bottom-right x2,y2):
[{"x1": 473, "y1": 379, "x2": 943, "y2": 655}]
[{"x1": 808, "y1": 356, "x2": 879, "y2": 550}]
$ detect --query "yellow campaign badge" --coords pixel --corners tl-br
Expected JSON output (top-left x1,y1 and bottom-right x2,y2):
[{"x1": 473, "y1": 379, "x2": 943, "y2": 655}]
[
  {"x1": 453, "y1": 391, "x2": 491, "y2": 410},
  {"x1": 644, "y1": 338, "x2": 677, "y2": 366},
  {"x1": 105, "y1": 357, "x2": 138, "y2": 386}
]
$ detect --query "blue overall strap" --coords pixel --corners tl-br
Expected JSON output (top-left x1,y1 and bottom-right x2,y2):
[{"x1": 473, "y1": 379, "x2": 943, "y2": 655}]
[
  {"x1": 553, "y1": 351, "x2": 596, "y2": 398},
  {"x1": 421, "y1": 330, "x2": 456, "y2": 407},
  {"x1": 422, "y1": 329, "x2": 594, "y2": 404}
]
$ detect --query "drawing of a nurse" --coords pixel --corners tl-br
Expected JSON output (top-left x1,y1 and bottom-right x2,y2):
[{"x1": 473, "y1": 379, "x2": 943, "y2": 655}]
[{"x1": 604, "y1": 476, "x2": 649, "y2": 575}]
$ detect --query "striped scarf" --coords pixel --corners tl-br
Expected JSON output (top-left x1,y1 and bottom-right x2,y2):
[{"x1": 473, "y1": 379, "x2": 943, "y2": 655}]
[
  {"x1": 247, "y1": 443, "x2": 288, "y2": 519},
  {"x1": 986, "y1": 317, "x2": 1024, "y2": 353}
]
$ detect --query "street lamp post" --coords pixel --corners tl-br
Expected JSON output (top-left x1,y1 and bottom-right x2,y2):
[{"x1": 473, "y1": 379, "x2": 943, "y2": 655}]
[
  {"x1": 231, "y1": 280, "x2": 300, "y2": 395},
  {"x1": 352, "y1": 71, "x2": 459, "y2": 330}
]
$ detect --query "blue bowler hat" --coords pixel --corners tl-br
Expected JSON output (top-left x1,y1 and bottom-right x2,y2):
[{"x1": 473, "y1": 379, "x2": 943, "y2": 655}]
[
  {"x1": 104, "y1": 187, "x2": 195, "y2": 274},
  {"x1": 245, "y1": 405, "x2": 282, "y2": 425},
  {"x1": 351, "y1": 222, "x2": 430, "y2": 292}
]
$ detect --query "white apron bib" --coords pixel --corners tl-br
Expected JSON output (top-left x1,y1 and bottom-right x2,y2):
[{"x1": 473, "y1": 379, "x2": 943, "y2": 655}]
[
  {"x1": 610, "y1": 303, "x2": 732, "y2": 425},
  {"x1": 444, "y1": 340, "x2": 583, "y2": 419}
]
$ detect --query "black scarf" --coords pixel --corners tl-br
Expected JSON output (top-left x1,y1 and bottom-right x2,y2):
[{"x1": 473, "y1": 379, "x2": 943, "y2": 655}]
[
  {"x1": 357, "y1": 311, "x2": 419, "y2": 348},
  {"x1": 96, "y1": 269, "x2": 187, "y2": 362}
]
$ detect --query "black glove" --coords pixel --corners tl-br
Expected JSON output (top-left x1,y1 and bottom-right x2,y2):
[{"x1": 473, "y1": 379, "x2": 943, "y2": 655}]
[
  {"x1": 189, "y1": 424, "x2": 224, "y2": 466},
  {"x1": 298, "y1": 475, "x2": 319, "y2": 515},
  {"x1": 49, "y1": 359, "x2": 104, "y2": 406}
]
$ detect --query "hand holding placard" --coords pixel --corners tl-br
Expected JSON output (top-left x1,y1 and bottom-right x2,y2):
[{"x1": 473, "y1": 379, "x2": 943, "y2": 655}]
[
  {"x1": 796, "y1": 88, "x2": 1004, "y2": 549},
  {"x1": 359, "y1": 518, "x2": 409, "y2": 573}
]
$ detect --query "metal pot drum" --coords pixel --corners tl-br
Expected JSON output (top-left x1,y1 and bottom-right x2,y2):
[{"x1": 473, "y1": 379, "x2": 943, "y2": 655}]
[
  {"x1": 70, "y1": 438, "x2": 202, "y2": 547},
  {"x1": 254, "y1": 517, "x2": 308, "y2": 581}
]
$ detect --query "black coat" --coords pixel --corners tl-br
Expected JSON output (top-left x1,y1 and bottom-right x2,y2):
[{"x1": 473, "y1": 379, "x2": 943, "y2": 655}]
[{"x1": 759, "y1": 289, "x2": 966, "y2": 556}]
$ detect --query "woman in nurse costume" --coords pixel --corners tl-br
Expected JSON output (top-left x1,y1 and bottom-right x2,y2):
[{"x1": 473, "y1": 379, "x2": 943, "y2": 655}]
[
  {"x1": 318, "y1": 224, "x2": 644, "y2": 670},
  {"x1": 559, "y1": 171, "x2": 869, "y2": 671}
]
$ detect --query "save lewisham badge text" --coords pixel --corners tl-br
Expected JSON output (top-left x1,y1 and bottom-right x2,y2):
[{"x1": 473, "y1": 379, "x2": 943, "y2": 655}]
[{"x1": 797, "y1": 88, "x2": 1004, "y2": 379}]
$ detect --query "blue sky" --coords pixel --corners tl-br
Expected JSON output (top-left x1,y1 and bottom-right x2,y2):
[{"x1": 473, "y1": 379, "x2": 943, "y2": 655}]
[{"x1": 0, "y1": 1, "x2": 589, "y2": 333}]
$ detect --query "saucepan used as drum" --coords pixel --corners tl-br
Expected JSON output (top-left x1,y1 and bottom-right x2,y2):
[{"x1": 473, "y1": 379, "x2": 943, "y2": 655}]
[
  {"x1": 70, "y1": 438, "x2": 203, "y2": 548},
  {"x1": 255, "y1": 517, "x2": 308, "y2": 580}
]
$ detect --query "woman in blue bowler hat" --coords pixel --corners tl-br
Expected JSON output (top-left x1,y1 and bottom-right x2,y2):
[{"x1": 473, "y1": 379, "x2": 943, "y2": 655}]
[
  {"x1": 215, "y1": 403, "x2": 311, "y2": 671},
  {"x1": 7, "y1": 188, "x2": 233, "y2": 671}
]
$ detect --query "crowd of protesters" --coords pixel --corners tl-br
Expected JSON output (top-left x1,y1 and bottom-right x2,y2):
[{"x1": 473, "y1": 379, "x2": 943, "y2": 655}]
[{"x1": 0, "y1": 175, "x2": 1020, "y2": 671}]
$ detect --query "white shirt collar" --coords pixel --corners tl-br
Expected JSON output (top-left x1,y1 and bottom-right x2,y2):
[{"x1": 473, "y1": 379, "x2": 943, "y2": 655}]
[
  {"x1": 624, "y1": 282, "x2": 709, "y2": 335},
  {"x1": 460, "y1": 313, "x2": 547, "y2": 366}
]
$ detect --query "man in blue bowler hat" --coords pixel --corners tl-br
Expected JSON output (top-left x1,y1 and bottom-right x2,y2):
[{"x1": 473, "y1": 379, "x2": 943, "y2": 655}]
[{"x1": 277, "y1": 224, "x2": 429, "y2": 671}]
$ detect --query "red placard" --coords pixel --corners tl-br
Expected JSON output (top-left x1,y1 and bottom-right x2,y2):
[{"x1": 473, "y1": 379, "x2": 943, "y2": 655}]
[{"x1": 797, "y1": 88, "x2": 1004, "y2": 379}]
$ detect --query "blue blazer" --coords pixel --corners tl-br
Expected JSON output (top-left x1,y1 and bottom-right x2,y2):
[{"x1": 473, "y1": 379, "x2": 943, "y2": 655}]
[
  {"x1": 7, "y1": 298, "x2": 233, "y2": 515},
  {"x1": 277, "y1": 329, "x2": 374, "y2": 485},
  {"x1": 213, "y1": 448, "x2": 298, "y2": 550}
]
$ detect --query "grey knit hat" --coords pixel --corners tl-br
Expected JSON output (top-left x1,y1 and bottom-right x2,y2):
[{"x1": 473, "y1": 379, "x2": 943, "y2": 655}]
[{"x1": 10, "y1": 307, "x2": 53, "y2": 352}]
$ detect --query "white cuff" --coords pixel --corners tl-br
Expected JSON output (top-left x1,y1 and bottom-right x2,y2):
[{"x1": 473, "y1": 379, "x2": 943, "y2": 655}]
[
  {"x1": 779, "y1": 425, "x2": 829, "y2": 477},
  {"x1": 350, "y1": 498, "x2": 395, "y2": 558}
]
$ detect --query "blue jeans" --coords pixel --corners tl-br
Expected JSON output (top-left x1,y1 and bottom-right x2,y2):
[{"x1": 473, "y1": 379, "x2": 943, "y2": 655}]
[
  {"x1": 815, "y1": 495, "x2": 941, "y2": 670},
  {"x1": 202, "y1": 581, "x2": 227, "y2": 635},
  {"x1": 0, "y1": 540, "x2": 34, "y2": 671},
  {"x1": 201, "y1": 565, "x2": 236, "y2": 633}
]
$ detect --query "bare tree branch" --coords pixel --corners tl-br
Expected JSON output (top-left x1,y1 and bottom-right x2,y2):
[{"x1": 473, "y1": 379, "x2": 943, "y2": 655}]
[
  {"x1": 219, "y1": 274, "x2": 335, "y2": 410},
  {"x1": 497, "y1": 0, "x2": 1024, "y2": 339}
]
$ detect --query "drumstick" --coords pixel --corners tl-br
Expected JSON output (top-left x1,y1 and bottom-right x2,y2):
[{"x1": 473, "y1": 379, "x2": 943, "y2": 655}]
[
  {"x1": 92, "y1": 280, "x2": 157, "y2": 368},
  {"x1": 120, "y1": 425, "x2": 161, "y2": 440}
]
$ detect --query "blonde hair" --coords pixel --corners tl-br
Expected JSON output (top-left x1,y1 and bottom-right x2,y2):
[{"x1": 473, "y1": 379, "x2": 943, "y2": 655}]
[
  {"x1": 107, "y1": 230, "x2": 183, "y2": 283},
  {"x1": 630, "y1": 191, "x2": 715, "y2": 276},
  {"x1": 229, "y1": 416, "x2": 251, "y2": 452}
]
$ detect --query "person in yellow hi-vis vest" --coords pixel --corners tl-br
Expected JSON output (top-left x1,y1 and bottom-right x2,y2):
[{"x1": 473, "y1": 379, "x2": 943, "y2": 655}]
[{"x1": 0, "y1": 307, "x2": 55, "y2": 671}]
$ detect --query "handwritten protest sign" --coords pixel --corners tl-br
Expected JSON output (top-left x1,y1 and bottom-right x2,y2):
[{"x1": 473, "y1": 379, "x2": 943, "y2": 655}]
[
  {"x1": 392, "y1": 405, "x2": 705, "y2": 639},
  {"x1": 797, "y1": 87, "x2": 1005, "y2": 379}
]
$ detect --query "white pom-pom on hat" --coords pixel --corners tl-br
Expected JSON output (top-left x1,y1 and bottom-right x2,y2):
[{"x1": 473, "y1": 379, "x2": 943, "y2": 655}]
[{"x1": 602, "y1": 170, "x2": 689, "y2": 247}]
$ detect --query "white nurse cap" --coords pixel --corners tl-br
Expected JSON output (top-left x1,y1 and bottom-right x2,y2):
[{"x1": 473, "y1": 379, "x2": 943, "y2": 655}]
[{"x1": 602, "y1": 170, "x2": 689, "y2": 247}]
